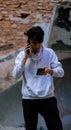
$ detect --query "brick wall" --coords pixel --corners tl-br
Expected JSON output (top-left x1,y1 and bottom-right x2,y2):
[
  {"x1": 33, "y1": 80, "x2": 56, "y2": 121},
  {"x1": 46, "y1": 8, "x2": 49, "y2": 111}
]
[{"x1": 0, "y1": 0, "x2": 64, "y2": 55}]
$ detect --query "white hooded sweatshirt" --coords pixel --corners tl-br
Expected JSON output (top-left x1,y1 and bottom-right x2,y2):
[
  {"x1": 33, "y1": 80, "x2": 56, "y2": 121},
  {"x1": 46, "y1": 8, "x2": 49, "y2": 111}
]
[{"x1": 12, "y1": 45, "x2": 64, "y2": 99}]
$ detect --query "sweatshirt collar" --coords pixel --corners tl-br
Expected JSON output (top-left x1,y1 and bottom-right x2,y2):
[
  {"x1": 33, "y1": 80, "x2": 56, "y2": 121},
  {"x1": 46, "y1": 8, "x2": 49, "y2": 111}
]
[{"x1": 30, "y1": 45, "x2": 44, "y2": 63}]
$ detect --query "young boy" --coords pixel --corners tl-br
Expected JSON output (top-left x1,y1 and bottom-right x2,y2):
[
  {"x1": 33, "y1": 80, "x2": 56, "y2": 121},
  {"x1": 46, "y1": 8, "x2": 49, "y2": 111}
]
[{"x1": 12, "y1": 26, "x2": 64, "y2": 130}]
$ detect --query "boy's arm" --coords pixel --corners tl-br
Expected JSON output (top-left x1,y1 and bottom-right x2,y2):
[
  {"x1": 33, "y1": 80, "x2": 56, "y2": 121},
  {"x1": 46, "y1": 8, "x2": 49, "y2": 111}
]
[{"x1": 12, "y1": 51, "x2": 27, "y2": 79}]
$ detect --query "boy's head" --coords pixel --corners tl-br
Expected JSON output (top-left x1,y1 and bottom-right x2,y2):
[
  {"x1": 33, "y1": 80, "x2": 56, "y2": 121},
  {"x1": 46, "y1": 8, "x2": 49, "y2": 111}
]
[{"x1": 25, "y1": 26, "x2": 44, "y2": 44}]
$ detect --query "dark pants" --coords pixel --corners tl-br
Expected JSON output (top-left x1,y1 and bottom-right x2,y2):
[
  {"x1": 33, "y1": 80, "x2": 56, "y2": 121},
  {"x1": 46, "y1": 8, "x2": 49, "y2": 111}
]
[{"x1": 22, "y1": 97, "x2": 63, "y2": 130}]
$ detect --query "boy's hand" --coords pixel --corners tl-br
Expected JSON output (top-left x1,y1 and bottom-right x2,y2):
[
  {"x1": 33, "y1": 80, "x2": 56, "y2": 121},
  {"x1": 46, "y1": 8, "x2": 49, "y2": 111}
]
[
  {"x1": 25, "y1": 43, "x2": 30, "y2": 55},
  {"x1": 37, "y1": 67, "x2": 53, "y2": 75},
  {"x1": 22, "y1": 43, "x2": 30, "y2": 64}
]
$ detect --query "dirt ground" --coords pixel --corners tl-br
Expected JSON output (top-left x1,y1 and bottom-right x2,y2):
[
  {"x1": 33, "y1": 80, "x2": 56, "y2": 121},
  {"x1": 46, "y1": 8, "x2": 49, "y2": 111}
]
[
  {"x1": 0, "y1": 125, "x2": 25, "y2": 130},
  {"x1": 0, "y1": 58, "x2": 16, "y2": 92},
  {"x1": 0, "y1": 50, "x2": 23, "y2": 92}
]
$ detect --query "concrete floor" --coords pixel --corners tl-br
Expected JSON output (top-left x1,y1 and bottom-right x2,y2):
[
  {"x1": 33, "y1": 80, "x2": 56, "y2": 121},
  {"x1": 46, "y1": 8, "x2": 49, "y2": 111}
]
[{"x1": 0, "y1": 58, "x2": 71, "y2": 130}]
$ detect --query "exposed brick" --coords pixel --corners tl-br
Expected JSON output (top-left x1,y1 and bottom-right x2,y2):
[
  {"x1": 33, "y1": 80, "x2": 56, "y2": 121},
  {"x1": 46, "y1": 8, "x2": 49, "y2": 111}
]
[{"x1": 0, "y1": 0, "x2": 66, "y2": 55}]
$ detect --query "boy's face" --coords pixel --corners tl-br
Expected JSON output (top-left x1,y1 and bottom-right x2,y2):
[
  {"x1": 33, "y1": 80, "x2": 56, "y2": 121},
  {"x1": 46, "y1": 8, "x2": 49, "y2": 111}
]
[{"x1": 30, "y1": 39, "x2": 42, "y2": 54}]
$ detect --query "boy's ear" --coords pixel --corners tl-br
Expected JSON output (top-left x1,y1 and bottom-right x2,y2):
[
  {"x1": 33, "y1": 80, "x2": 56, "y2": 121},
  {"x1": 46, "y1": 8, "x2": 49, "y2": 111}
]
[
  {"x1": 27, "y1": 38, "x2": 30, "y2": 44},
  {"x1": 24, "y1": 31, "x2": 27, "y2": 35}
]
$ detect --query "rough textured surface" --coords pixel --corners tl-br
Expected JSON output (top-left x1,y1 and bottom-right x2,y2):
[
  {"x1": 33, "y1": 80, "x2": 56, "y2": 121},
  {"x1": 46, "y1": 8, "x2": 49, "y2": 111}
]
[
  {"x1": 0, "y1": 0, "x2": 53, "y2": 55},
  {"x1": 0, "y1": 125, "x2": 25, "y2": 130},
  {"x1": 0, "y1": 0, "x2": 67, "y2": 55}
]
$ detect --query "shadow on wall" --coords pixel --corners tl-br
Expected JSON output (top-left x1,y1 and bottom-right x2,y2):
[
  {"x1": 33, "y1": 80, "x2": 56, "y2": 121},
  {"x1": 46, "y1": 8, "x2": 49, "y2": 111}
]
[
  {"x1": 54, "y1": 6, "x2": 71, "y2": 32},
  {"x1": 49, "y1": 3, "x2": 71, "y2": 47},
  {"x1": 55, "y1": 57, "x2": 71, "y2": 130}
]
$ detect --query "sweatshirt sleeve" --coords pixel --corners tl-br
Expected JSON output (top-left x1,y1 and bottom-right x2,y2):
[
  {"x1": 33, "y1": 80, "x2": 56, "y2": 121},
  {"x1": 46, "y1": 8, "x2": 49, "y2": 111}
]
[
  {"x1": 12, "y1": 51, "x2": 25, "y2": 79},
  {"x1": 50, "y1": 49, "x2": 64, "y2": 77}
]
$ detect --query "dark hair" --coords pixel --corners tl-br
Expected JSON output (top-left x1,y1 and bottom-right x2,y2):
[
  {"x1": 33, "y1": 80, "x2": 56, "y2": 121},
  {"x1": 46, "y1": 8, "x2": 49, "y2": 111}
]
[{"x1": 24, "y1": 26, "x2": 44, "y2": 44}]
